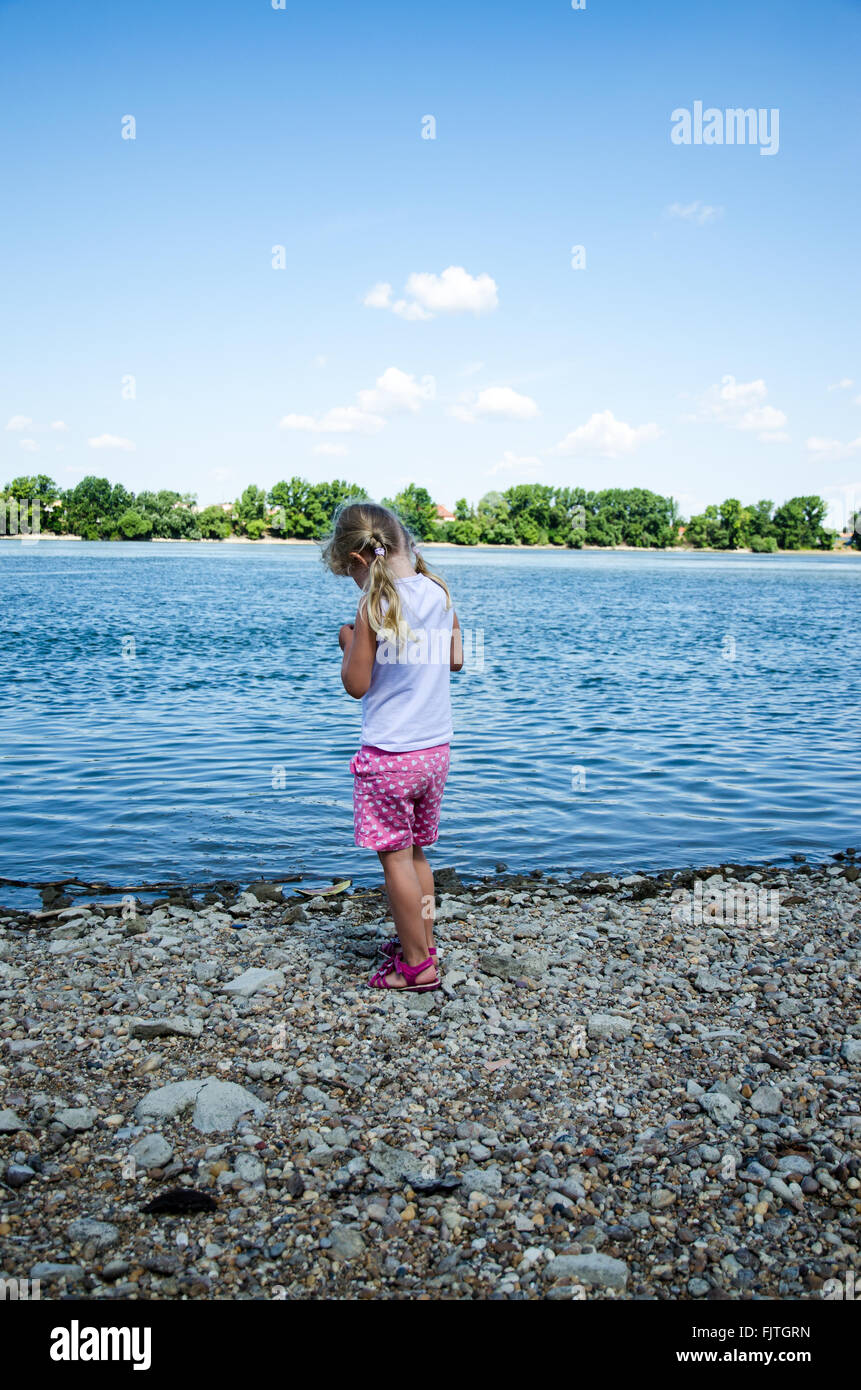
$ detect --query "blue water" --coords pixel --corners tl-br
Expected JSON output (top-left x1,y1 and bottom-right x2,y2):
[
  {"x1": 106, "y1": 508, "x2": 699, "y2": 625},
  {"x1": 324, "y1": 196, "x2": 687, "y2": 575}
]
[{"x1": 1, "y1": 542, "x2": 859, "y2": 903}]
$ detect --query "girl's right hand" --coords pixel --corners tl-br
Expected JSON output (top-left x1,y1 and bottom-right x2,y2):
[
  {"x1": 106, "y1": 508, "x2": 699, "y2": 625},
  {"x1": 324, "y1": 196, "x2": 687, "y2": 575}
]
[{"x1": 338, "y1": 622, "x2": 355, "y2": 651}]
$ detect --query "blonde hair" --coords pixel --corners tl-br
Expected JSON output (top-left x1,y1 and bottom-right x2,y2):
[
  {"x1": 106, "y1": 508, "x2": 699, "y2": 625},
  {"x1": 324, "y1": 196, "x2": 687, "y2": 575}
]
[{"x1": 319, "y1": 497, "x2": 452, "y2": 644}]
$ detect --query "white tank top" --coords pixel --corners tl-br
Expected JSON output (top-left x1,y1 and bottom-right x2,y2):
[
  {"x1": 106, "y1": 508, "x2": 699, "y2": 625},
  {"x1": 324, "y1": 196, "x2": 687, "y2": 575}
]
[{"x1": 360, "y1": 573, "x2": 454, "y2": 752}]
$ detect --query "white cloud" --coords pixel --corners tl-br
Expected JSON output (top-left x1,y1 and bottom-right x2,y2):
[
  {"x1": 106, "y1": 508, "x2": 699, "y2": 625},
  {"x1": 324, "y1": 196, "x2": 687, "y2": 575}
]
[
  {"x1": 357, "y1": 367, "x2": 436, "y2": 414},
  {"x1": 391, "y1": 298, "x2": 433, "y2": 321},
  {"x1": 691, "y1": 375, "x2": 789, "y2": 442},
  {"x1": 363, "y1": 282, "x2": 393, "y2": 309},
  {"x1": 280, "y1": 367, "x2": 435, "y2": 436},
  {"x1": 363, "y1": 265, "x2": 498, "y2": 320},
  {"x1": 486, "y1": 450, "x2": 543, "y2": 476},
  {"x1": 406, "y1": 266, "x2": 498, "y2": 315},
  {"x1": 461, "y1": 361, "x2": 485, "y2": 377},
  {"x1": 312, "y1": 355, "x2": 327, "y2": 368},
  {"x1": 550, "y1": 409, "x2": 661, "y2": 458},
  {"x1": 666, "y1": 200, "x2": 724, "y2": 225},
  {"x1": 87, "y1": 434, "x2": 136, "y2": 451},
  {"x1": 806, "y1": 435, "x2": 861, "y2": 460},
  {"x1": 313, "y1": 442, "x2": 349, "y2": 456},
  {"x1": 827, "y1": 378, "x2": 854, "y2": 391},
  {"x1": 738, "y1": 404, "x2": 787, "y2": 433},
  {"x1": 279, "y1": 407, "x2": 385, "y2": 435},
  {"x1": 19, "y1": 439, "x2": 38, "y2": 453},
  {"x1": 453, "y1": 386, "x2": 539, "y2": 423},
  {"x1": 51, "y1": 420, "x2": 69, "y2": 431},
  {"x1": 5, "y1": 415, "x2": 32, "y2": 431}
]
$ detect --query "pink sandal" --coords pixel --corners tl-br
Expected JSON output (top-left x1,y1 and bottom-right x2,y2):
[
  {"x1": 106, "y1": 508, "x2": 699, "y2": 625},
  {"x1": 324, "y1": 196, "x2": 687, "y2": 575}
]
[
  {"x1": 368, "y1": 954, "x2": 440, "y2": 992},
  {"x1": 380, "y1": 937, "x2": 438, "y2": 965}
]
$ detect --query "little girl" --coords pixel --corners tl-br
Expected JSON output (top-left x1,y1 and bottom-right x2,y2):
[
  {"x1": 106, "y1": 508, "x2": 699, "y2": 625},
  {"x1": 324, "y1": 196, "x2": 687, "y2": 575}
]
[{"x1": 321, "y1": 499, "x2": 463, "y2": 992}]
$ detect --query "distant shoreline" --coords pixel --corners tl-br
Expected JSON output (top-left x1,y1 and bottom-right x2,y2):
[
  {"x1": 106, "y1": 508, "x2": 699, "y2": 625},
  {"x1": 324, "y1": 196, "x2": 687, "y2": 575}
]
[{"x1": 2, "y1": 534, "x2": 858, "y2": 557}]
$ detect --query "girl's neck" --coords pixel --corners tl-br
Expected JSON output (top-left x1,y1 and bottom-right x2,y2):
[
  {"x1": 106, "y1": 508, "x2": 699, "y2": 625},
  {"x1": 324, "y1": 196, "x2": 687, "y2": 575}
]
[{"x1": 384, "y1": 553, "x2": 418, "y2": 579}]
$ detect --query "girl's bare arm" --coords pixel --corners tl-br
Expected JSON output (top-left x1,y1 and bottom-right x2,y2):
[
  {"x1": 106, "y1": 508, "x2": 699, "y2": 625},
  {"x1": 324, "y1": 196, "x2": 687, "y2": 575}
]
[
  {"x1": 450, "y1": 610, "x2": 464, "y2": 671},
  {"x1": 339, "y1": 599, "x2": 377, "y2": 698}
]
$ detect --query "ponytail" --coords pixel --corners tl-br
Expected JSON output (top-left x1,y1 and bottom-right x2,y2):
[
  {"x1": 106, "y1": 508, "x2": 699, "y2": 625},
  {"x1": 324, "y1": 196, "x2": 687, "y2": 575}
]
[
  {"x1": 412, "y1": 542, "x2": 452, "y2": 610},
  {"x1": 362, "y1": 531, "x2": 416, "y2": 645}
]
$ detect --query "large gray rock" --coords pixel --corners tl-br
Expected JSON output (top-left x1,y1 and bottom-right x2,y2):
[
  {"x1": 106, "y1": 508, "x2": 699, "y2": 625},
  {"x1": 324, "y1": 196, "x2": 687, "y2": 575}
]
[
  {"x1": 191, "y1": 1080, "x2": 268, "y2": 1134},
  {"x1": 234, "y1": 1152, "x2": 265, "y2": 1184},
  {"x1": 6, "y1": 1164, "x2": 35, "y2": 1187},
  {"x1": 478, "y1": 951, "x2": 546, "y2": 980},
  {"x1": 544, "y1": 1253, "x2": 628, "y2": 1290},
  {"x1": 0, "y1": 1109, "x2": 26, "y2": 1133},
  {"x1": 221, "y1": 968, "x2": 285, "y2": 998},
  {"x1": 130, "y1": 1133, "x2": 174, "y2": 1170},
  {"x1": 692, "y1": 968, "x2": 732, "y2": 993},
  {"x1": 130, "y1": 1017, "x2": 203, "y2": 1039},
  {"x1": 460, "y1": 1165, "x2": 503, "y2": 1196},
  {"x1": 368, "y1": 1140, "x2": 422, "y2": 1186},
  {"x1": 841, "y1": 1038, "x2": 861, "y2": 1066},
  {"x1": 67, "y1": 1218, "x2": 120, "y2": 1252},
  {"x1": 587, "y1": 1013, "x2": 634, "y2": 1040},
  {"x1": 135, "y1": 1079, "x2": 205, "y2": 1122},
  {"x1": 327, "y1": 1225, "x2": 365, "y2": 1260},
  {"x1": 749, "y1": 1084, "x2": 782, "y2": 1116},
  {"x1": 135, "y1": 1076, "x2": 266, "y2": 1132},
  {"x1": 54, "y1": 1107, "x2": 97, "y2": 1131},
  {"x1": 699, "y1": 1091, "x2": 741, "y2": 1126}
]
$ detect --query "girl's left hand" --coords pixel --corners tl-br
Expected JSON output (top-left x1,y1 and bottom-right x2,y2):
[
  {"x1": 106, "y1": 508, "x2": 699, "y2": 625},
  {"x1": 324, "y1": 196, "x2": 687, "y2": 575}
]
[{"x1": 338, "y1": 622, "x2": 355, "y2": 651}]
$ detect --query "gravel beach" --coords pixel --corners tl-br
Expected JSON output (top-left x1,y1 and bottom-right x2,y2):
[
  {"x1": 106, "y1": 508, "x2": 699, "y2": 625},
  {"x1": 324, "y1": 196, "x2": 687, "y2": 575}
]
[{"x1": 1, "y1": 859, "x2": 859, "y2": 1301}]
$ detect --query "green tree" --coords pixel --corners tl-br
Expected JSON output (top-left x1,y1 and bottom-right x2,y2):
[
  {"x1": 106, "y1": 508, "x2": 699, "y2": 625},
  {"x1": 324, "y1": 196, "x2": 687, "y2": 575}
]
[
  {"x1": 197, "y1": 505, "x2": 233, "y2": 539},
  {"x1": 135, "y1": 490, "x2": 199, "y2": 538},
  {"x1": 772, "y1": 495, "x2": 833, "y2": 550},
  {"x1": 448, "y1": 517, "x2": 481, "y2": 544},
  {"x1": 233, "y1": 484, "x2": 268, "y2": 536},
  {"x1": 684, "y1": 504, "x2": 724, "y2": 549},
  {"x1": 746, "y1": 499, "x2": 776, "y2": 545},
  {"x1": 64, "y1": 476, "x2": 134, "y2": 539},
  {"x1": 383, "y1": 484, "x2": 438, "y2": 540},
  {"x1": 475, "y1": 491, "x2": 516, "y2": 544},
  {"x1": 269, "y1": 478, "x2": 369, "y2": 537},
  {"x1": 2, "y1": 474, "x2": 65, "y2": 532},
  {"x1": 117, "y1": 508, "x2": 153, "y2": 539},
  {"x1": 719, "y1": 498, "x2": 748, "y2": 550},
  {"x1": 504, "y1": 484, "x2": 553, "y2": 543}
]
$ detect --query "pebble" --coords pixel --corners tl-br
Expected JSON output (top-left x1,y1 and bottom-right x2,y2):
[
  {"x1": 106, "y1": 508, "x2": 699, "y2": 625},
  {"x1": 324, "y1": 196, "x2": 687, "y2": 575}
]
[
  {"x1": 0, "y1": 861, "x2": 857, "y2": 1302},
  {"x1": 544, "y1": 1253, "x2": 629, "y2": 1290},
  {"x1": 130, "y1": 1133, "x2": 174, "y2": 1170}
]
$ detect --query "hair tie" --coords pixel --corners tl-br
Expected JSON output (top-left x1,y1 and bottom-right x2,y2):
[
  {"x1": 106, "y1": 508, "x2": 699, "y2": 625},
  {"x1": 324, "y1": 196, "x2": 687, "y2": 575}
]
[{"x1": 373, "y1": 545, "x2": 385, "y2": 556}]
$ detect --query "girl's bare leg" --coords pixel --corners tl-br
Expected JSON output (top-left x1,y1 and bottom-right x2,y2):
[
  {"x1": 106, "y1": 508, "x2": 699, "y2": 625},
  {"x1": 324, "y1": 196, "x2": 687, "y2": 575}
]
[
  {"x1": 376, "y1": 846, "x2": 437, "y2": 987},
  {"x1": 411, "y1": 845, "x2": 436, "y2": 955}
]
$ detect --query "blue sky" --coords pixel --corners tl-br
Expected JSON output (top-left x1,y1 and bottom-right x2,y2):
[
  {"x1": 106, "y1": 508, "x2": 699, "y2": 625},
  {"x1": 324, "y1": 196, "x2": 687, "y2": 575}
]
[{"x1": 2, "y1": 0, "x2": 860, "y2": 526}]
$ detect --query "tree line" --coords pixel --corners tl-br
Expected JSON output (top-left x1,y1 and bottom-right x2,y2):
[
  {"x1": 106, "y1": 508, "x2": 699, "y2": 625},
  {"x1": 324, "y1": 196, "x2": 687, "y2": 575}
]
[{"x1": 1, "y1": 472, "x2": 855, "y2": 550}]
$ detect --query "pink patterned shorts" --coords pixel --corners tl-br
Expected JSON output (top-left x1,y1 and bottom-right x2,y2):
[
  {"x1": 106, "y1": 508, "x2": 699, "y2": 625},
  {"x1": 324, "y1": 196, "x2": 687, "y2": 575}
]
[{"x1": 349, "y1": 743, "x2": 450, "y2": 852}]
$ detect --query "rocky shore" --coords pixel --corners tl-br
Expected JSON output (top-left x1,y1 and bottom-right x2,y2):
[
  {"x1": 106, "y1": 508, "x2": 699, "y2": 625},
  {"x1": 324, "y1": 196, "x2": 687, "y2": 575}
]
[{"x1": 1, "y1": 858, "x2": 859, "y2": 1301}]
